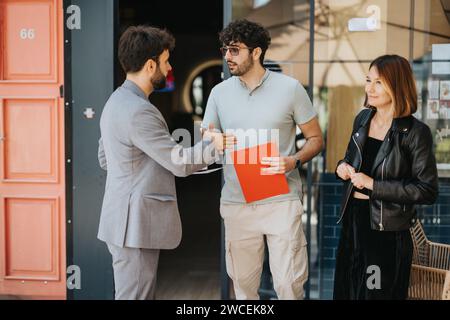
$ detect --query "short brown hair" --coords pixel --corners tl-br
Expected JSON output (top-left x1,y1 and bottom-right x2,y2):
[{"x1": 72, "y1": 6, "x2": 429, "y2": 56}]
[
  {"x1": 118, "y1": 25, "x2": 175, "y2": 73},
  {"x1": 364, "y1": 55, "x2": 417, "y2": 117}
]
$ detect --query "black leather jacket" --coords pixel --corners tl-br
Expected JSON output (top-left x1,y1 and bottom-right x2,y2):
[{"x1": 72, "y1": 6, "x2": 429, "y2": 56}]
[{"x1": 336, "y1": 107, "x2": 439, "y2": 231}]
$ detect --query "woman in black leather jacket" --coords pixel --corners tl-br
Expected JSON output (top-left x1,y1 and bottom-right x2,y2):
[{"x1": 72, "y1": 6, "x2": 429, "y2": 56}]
[{"x1": 333, "y1": 55, "x2": 438, "y2": 300}]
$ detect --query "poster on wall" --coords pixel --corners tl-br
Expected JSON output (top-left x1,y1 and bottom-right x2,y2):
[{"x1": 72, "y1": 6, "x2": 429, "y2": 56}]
[
  {"x1": 427, "y1": 100, "x2": 440, "y2": 119},
  {"x1": 440, "y1": 81, "x2": 450, "y2": 100},
  {"x1": 428, "y1": 80, "x2": 440, "y2": 99},
  {"x1": 440, "y1": 101, "x2": 450, "y2": 119},
  {"x1": 436, "y1": 125, "x2": 450, "y2": 170}
]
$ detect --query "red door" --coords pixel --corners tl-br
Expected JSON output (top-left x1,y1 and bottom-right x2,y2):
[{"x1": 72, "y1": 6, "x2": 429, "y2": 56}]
[{"x1": 0, "y1": 0, "x2": 66, "y2": 299}]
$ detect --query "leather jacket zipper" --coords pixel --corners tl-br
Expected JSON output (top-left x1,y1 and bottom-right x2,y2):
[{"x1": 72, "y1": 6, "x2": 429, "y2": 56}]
[
  {"x1": 379, "y1": 158, "x2": 386, "y2": 231},
  {"x1": 337, "y1": 134, "x2": 362, "y2": 224},
  {"x1": 352, "y1": 135, "x2": 363, "y2": 172}
]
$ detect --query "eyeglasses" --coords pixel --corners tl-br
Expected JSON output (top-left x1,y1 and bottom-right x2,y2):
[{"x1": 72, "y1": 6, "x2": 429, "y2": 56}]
[{"x1": 220, "y1": 46, "x2": 253, "y2": 57}]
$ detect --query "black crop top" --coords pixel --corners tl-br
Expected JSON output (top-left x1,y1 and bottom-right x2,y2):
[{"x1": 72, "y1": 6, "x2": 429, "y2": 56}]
[{"x1": 358, "y1": 137, "x2": 383, "y2": 196}]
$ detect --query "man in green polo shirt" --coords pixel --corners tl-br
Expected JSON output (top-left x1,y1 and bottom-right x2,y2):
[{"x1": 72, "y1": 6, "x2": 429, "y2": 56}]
[{"x1": 202, "y1": 19, "x2": 323, "y2": 300}]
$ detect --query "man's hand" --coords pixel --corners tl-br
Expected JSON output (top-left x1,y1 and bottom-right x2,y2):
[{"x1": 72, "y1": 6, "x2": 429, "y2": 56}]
[
  {"x1": 260, "y1": 156, "x2": 296, "y2": 175},
  {"x1": 203, "y1": 124, "x2": 236, "y2": 155},
  {"x1": 336, "y1": 162, "x2": 355, "y2": 181},
  {"x1": 350, "y1": 172, "x2": 374, "y2": 190}
]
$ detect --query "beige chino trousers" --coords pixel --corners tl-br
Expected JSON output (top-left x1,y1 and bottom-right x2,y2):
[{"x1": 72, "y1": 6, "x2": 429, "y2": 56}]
[{"x1": 220, "y1": 199, "x2": 309, "y2": 300}]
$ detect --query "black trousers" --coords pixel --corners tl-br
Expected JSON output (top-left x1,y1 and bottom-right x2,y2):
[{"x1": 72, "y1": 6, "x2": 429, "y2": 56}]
[{"x1": 333, "y1": 198, "x2": 413, "y2": 300}]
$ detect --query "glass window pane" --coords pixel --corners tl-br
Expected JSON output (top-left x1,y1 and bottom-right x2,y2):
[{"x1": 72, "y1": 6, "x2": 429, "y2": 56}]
[
  {"x1": 413, "y1": 0, "x2": 450, "y2": 178},
  {"x1": 231, "y1": 0, "x2": 311, "y2": 86}
]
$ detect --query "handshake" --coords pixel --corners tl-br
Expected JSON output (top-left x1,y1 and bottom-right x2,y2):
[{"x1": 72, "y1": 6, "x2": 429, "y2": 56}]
[
  {"x1": 202, "y1": 123, "x2": 237, "y2": 155},
  {"x1": 200, "y1": 124, "x2": 298, "y2": 174}
]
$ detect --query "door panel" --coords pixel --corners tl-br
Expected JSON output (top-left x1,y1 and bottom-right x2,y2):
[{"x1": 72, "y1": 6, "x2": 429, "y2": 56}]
[
  {"x1": 1, "y1": 98, "x2": 59, "y2": 182},
  {"x1": 2, "y1": 0, "x2": 56, "y2": 81},
  {"x1": 4, "y1": 197, "x2": 59, "y2": 280},
  {"x1": 0, "y1": 0, "x2": 65, "y2": 299}
]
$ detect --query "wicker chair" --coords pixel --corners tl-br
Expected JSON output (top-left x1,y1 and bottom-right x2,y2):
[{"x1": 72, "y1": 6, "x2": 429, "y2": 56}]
[{"x1": 408, "y1": 220, "x2": 450, "y2": 300}]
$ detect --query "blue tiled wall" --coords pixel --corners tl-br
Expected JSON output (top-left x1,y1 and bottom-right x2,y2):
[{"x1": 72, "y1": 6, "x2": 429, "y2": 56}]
[{"x1": 317, "y1": 173, "x2": 450, "y2": 300}]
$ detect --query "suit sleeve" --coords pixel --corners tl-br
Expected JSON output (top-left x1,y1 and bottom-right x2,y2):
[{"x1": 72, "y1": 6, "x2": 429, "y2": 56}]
[
  {"x1": 130, "y1": 107, "x2": 218, "y2": 177},
  {"x1": 98, "y1": 137, "x2": 107, "y2": 171}
]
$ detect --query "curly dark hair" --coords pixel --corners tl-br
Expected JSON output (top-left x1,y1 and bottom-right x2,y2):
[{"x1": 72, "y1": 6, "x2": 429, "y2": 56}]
[
  {"x1": 219, "y1": 19, "x2": 271, "y2": 66},
  {"x1": 118, "y1": 25, "x2": 175, "y2": 73}
]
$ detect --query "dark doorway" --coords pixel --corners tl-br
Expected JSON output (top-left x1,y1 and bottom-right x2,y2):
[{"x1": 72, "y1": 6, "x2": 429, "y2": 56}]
[{"x1": 117, "y1": 1, "x2": 224, "y2": 299}]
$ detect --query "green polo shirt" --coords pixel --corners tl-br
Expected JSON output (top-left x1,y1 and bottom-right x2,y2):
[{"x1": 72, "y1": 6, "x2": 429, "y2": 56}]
[{"x1": 202, "y1": 69, "x2": 317, "y2": 204}]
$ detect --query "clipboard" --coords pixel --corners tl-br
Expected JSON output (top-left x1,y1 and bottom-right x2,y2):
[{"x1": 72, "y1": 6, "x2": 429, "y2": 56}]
[{"x1": 231, "y1": 142, "x2": 290, "y2": 203}]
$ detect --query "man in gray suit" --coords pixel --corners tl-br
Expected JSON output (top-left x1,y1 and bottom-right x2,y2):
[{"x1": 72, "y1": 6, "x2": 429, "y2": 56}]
[{"x1": 97, "y1": 26, "x2": 231, "y2": 300}]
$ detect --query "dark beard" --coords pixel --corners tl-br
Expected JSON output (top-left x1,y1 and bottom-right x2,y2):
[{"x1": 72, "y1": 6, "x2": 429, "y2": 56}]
[
  {"x1": 151, "y1": 66, "x2": 166, "y2": 90},
  {"x1": 230, "y1": 56, "x2": 254, "y2": 76}
]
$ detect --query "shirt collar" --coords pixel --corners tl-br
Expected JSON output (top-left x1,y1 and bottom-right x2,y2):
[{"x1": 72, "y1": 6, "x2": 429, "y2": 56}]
[
  {"x1": 237, "y1": 68, "x2": 271, "y2": 92},
  {"x1": 122, "y1": 79, "x2": 148, "y2": 100}
]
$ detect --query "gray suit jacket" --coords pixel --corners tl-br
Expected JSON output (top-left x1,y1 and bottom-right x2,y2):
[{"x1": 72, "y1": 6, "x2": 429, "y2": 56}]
[{"x1": 97, "y1": 80, "x2": 216, "y2": 249}]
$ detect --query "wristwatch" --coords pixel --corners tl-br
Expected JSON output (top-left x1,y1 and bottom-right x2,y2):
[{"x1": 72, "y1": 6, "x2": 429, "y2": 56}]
[{"x1": 294, "y1": 156, "x2": 302, "y2": 169}]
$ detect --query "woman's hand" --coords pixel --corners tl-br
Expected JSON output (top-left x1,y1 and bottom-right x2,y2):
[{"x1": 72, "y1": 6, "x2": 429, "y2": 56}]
[
  {"x1": 336, "y1": 162, "x2": 355, "y2": 181},
  {"x1": 350, "y1": 172, "x2": 374, "y2": 190}
]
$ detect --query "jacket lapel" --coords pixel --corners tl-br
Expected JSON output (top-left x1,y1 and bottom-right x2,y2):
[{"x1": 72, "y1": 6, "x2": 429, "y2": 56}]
[
  {"x1": 370, "y1": 115, "x2": 413, "y2": 175},
  {"x1": 354, "y1": 108, "x2": 376, "y2": 157},
  {"x1": 371, "y1": 133, "x2": 394, "y2": 175}
]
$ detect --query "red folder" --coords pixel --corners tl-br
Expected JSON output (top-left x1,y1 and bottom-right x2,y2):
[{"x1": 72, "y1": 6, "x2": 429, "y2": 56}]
[{"x1": 231, "y1": 142, "x2": 290, "y2": 203}]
